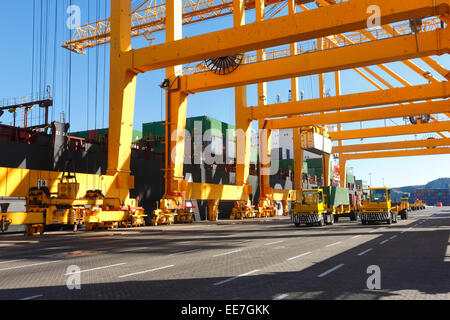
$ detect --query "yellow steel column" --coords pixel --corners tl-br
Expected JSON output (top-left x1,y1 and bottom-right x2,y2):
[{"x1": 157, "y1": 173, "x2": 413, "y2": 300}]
[
  {"x1": 323, "y1": 154, "x2": 331, "y2": 187},
  {"x1": 335, "y1": 71, "x2": 346, "y2": 188},
  {"x1": 256, "y1": 0, "x2": 271, "y2": 201},
  {"x1": 107, "y1": 0, "x2": 137, "y2": 202},
  {"x1": 165, "y1": 0, "x2": 187, "y2": 197},
  {"x1": 290, "y1": 0, "x2": 304, "y2": 192},
  {"x1": 234, "y1": 0, "x2": 251, "y2": 189},
  {"x1": 208, "y1": 199, "x2": 220, "y2": 221},
  {"x1": 339, "y1": 156, "x2": 347, "y2": 188}
]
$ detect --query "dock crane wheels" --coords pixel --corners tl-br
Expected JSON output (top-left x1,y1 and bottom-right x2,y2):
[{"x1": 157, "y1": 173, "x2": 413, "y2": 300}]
[{"x1": 204, "y1": 54, "x2": 244, "y2": 75}]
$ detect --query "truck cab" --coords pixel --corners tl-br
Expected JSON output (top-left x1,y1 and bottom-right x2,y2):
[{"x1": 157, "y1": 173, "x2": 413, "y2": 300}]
[
  {"x1": 291, "y1": 189, "x2": 334, "y2": 227},
  {"x1": 361, "y1": 187, "x2": 397, "y2": 225}
]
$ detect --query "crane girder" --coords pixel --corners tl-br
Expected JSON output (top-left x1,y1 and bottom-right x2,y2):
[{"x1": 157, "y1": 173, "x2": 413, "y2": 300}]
[
  {"x1": 342, "y1": 147, "x2": 450, "y2": 160},
  {"x1": 330, "y1": 122, "x2": 450, "y2": 140},
  {"x1": 333, "y1": 138, "x2": 450, "y2": 153}
]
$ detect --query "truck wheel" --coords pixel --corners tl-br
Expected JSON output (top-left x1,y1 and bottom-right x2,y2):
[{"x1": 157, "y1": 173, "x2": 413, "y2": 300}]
[
  {"x1": 362, "y1": 220, "x2": 367, "y2": 225},
  {"x1": 404, "y1": 212, "x2": 408, "y2": 220},
  {"x1": 386, "y1": 215, "x2": 392, "y2": 224},
  {"x1": 329, "y1": 215, "x2": 335, "y2": 225},
  {"x1": 334, "y1": 216, "x2": 339, "y2": 223},
  {"x1": 318, "y1": 218, "x2": 325, "y2": 227},
  {"x1": 295, "y1": 222, "x2": 301, "y2": 227}
]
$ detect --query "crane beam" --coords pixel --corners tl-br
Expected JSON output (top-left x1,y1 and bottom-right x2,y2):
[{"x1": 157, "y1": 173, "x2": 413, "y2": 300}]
[
  {"x1": 248, "y1": 82, "x2": 449, "y2": 120},
  {"x1": 343, "y1": 147, "x2": 450, "y2": 160},
  {"x1": 267, "y1": 100, "x2": 450, "y2": 130},
  {"x1": 180, "y1": 27, "x2": 449, "y2": 93},
  {"x1": 334, "y1": 138, "x2": 450, "y2": 153},
  {"x1": 129, "y1": 0, "x2": 450, "y2": 73},
  {"x1": 330, "y1": 122, "x2": 450, "y2": 140}
]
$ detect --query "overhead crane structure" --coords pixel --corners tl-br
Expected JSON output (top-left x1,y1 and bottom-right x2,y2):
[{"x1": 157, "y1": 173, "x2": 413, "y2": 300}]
[
  {"x1": 1, "y1": 0, "x2": 449, "y2": 230},
  {"x1": 95, "y1": 0, "x2": 449, "y2": 223}
]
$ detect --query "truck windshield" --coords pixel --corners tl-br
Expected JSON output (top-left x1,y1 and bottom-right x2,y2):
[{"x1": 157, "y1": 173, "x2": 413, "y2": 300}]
[
  {"x1": 370, "y1": 189, "x2": 388, "y2": 203},
  {"x1": 302, "y1": 191, "x2": 322, "y2": 204},
  {"x1": 362, "y1": 191, "x2": 369, "y2": 202}
]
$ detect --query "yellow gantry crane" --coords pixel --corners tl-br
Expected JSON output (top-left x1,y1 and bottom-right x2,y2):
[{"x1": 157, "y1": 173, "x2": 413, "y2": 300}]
[{"x1": 1, "y1": 0, "x2": 449, "y2": 232}]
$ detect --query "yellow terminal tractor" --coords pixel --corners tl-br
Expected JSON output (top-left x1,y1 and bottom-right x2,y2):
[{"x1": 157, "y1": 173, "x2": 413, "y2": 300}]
[
  {"x1": 397, "y1": 197, "x2": 411, "y2": 220},
  {"x1": 291, "y1": 186, "x2": 358, "y2": 227},
  {"x1": 361, "y1": 187, "x2": 398, "y2": 225}
]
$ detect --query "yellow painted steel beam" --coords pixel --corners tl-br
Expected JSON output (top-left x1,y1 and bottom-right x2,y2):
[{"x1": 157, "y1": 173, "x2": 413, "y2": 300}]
[
  {"x1": 359, "y1": 67, "x2": 448, "y2": 138},
  {"x1": 267, "y1": 100, "x2": 450, "y2": 129},
  {"x1": 182, "y1": 27, "x2": 449, "y2": 93},
  {"x1": 333, "y1": 138, "x2": 450, "y2": 153},
  {"x1": 249, "y1": 82, "x2": 449, "y2": 120},
  {"x1": 330, "y1": 122, "x2": 450, "y2": 140},
  {"x1": 85, "y1": 211, "x2": 129, "y2": 223},
  {"x1": 272, "y1": 189, "x2": 296, "y2": 201},
  {"x1": 129, "y1": 0, "x2": 450, "y2": 72},
  {"x1": 344, "y1": 147, "x2": 450, "y2": 160},
  {"x1": 185, "y1": 182, "x2": 251, "y2": 201},
  {"x1": 422, "y1": 57, "x2": 450, "y2": 80},
  {"x1": 0, "y1": 167, "x2": 116, "y2": 199},
  {"x1": 234, "y1": 0, "x2": 252, "y2": 188},
  {"x1": 2, "y1": 212, "x2": 45, "y2": 226},
  {"x1": 106, "y1": 0, "x2": 137, "y2": 202}
]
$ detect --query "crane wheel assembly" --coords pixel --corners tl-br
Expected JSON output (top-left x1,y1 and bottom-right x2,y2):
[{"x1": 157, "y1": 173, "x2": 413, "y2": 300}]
[
  {"x1": 230, "y1": 201, "x2": 257, "y2": 220},
  {"x1": 0, "y1": 171, "x2": 147, "y2": 236}
]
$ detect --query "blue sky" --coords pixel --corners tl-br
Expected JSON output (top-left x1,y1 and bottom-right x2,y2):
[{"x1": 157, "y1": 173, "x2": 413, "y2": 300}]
[{"x1": 0, "y1": 0, "x2": 449, "y2": 188}]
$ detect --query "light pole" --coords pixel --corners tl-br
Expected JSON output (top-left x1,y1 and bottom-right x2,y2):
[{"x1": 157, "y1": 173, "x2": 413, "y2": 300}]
[{"x1": 369, "y1": 173, "x2": 372, "y2": 187}]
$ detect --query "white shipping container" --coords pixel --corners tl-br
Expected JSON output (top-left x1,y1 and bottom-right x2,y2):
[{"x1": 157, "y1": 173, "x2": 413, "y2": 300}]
[{"x1": 300, "y1": 131, "x2": 332, "y2": 155}]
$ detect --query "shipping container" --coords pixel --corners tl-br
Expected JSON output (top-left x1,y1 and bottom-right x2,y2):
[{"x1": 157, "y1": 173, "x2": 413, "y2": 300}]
[{"x1": 322, "y1": 186, "x2": 351, "y2": 207}]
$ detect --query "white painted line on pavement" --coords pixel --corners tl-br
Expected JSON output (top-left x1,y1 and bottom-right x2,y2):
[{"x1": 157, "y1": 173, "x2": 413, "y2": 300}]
[
  {"x1": 379, "y1": 239, "x2": 390, "y2": 245},
  {"x1": 326, "y1": 241, "x2": 342, "y2": 247},
  {"x1": 351, "y1": 235, "x2": 361, "y2": 239},
  {"x1": 264, "y1": 240, "x2": 284, "y2": 246},
  {"x1": 0, "y1": 260, "x2": 62, "y2": 272},
  {"x1": 357, "y1": 248, "x2": 373, "y2": 256},
  {"x1": 318, "y1": 264, "x2": 345, "y2": 278},
  {"x1": 273, "y1": 294, "x2": 289, "y2": 300},
  {"x1": 64, "y1": 263, "x2": 126, "y2": 275},
  {"x1": 287, "y1": 251, "x2": 312, "y2": 261},
  {"x1": 370, "y1": 227, "x2": 385, "y2": 233},
  {"x1": 389, "y1": 235, "x2": 397, "y2": 240},
  {"x1": 0, "y1": 259, "x2": 24, "y2": 265},
  {"x1": 20, "y1": 294, "x2": 43, "y2": 301},
  {"x1": 119, "y1": 265, "x2": 174, "y2": 278},
  {"x1": 47, "y1": 246, "x2": 72, "y2": 250},
  {"x1": 120, "y1": 246, "x2": 150, "y2": 252},
  {"x1": 0, "y1": 240, "x2": 39, "y2": 244},
  {"x1": 214, "y1": 269, "x2": 260, "y2": 286},
  {"x1": 213, "y1": 249, "x2": 243, "y2": 257},
  {"x1": 168, "y1": 249, "x2": 200, "y2": 256}
]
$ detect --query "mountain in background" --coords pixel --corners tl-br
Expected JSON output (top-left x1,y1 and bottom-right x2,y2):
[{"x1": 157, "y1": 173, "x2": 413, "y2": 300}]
[{"x1": 391, "y1": 177, "x2": 450, "y2": 203}]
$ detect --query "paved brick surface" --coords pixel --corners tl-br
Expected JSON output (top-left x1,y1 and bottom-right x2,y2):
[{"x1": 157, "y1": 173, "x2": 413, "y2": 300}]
[{"x1": 0, "y1": 207, "x2": 448, "y2": 300}]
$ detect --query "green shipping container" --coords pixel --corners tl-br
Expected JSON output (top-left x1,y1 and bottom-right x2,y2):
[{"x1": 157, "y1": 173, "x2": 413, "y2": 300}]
[
  {"x1": 143, "y1": 116, "x2": 236, "y2": 142},
  {"x1": 323, "y1": 186, "x2": 350, "y2": 207},
  {"x1": 71, "y1": 128, "x2": 142, "y2": 143},
  {"x1": 306, "y1": 158, "x2": 323, "y2": 169}
]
